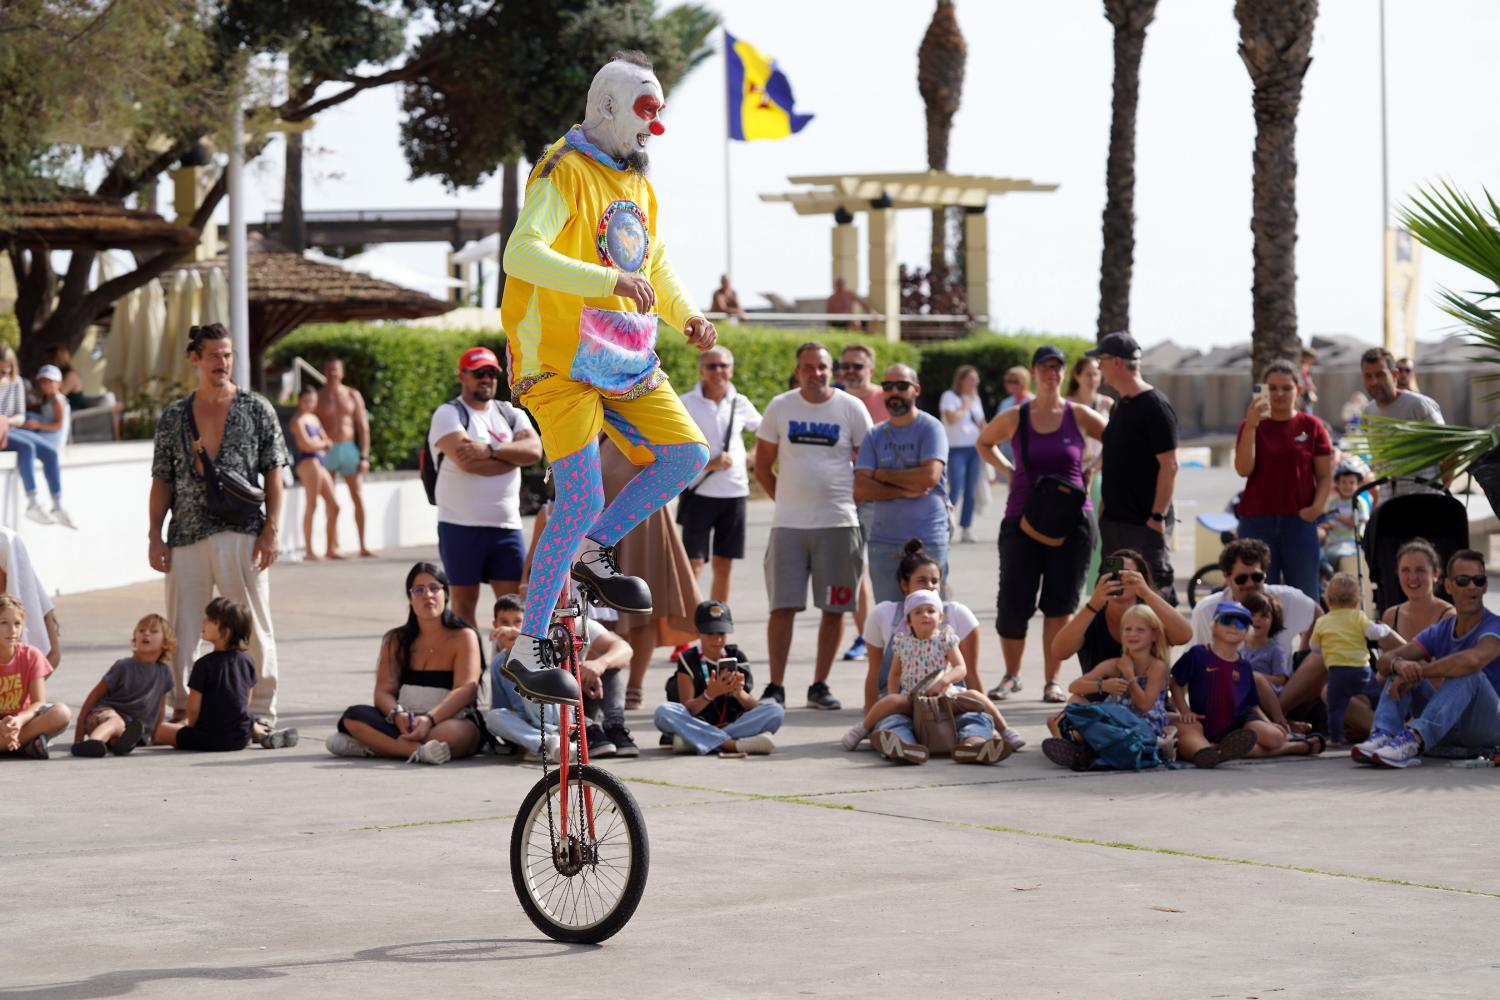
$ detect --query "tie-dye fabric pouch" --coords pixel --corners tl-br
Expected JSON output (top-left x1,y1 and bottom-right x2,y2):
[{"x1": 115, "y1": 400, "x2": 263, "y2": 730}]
[{"x1": 572, "y1": 306, "x2": 660, "y2": 395}]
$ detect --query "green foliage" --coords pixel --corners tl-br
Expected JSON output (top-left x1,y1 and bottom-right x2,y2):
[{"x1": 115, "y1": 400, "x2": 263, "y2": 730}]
[
  {"x1": 0, "y1": 312, "x2": 18, "y2": 351},
  {"x1": 120, "y1": 376, "x2": 196, "y2": 441},
  {"x1": 915, "y1": 330, "x2": 1096, "y2": 415}
]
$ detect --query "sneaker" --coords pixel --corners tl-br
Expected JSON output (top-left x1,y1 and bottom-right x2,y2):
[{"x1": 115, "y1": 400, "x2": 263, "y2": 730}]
[
  {"x1": 585, "y1": 723, "x2": 616, "y2": 758},
  {"x1": 501, "y1": 633, "x2": 581, "y2": 705},
  {"x1": 108, "y1": 719, "x2": 146, "y2": 755},
  {"x1": 871, "y1": 728, "x2": 928, "y2": 764},
  {"x1": 960, "y1": 527, "x2": 977, "y2": 544},
  {"x1": 672, "y1": 734, "x2": 695, "y2": 754},
  {"x1": 407, "y1": 739, "x2": 451, "y2": 765},
  {"x1": 841, "y1": 722, "x2": 869, "y2": 751},
  {"x1": 71, "y1": 739, "x2": 108, "y2": 758},
  {"x1": 51, "y1": 507, "x2": 76, "y2": 529},
  {"x1": 524, "y1": 733, "x2": 562, "y2": 763},
  {"x1": 806, "y1": 682, "x2": 842, "y2": 711},
  {"x1": 1192, "y1": 728, "x2": 1258, "y2": 769},
  {"x1": 1352, "y1": 729, "x2": 1396, "y2": 764},
  {"x1": 760, "y1": 683, "x2": 786, "y2": 706},
  {"x1": 658, "y1": 732, "x2": 674, "y2": 748},
  {"x1": 952, "y1": 734, "x2": 1013, "y2": 764},
  {"x1": 734, "y1": 732, "x2": 776, "y2": 755},
  {"x1": 604, "y1": 723, "x2": 638, "y2": 758},
  {"x1": 1000, "y1": 727, "x2": 1027, "y2": 751},
  {"x1": 259, "y1": 727, "x2": 299, "y2": 750},
  {"x1": 841, "y1": 637, "x2": 867, "y2": 661},
  {"x1": 24, "y1": 501, "x2": 52, "y2": 525},
  {"x1": 1372, "y1": 729, "x2": 1424, "y2": 768},
  {"x1": 1042, "y1": 736, "x2": 1096, "y2": 771},
  {"x1": 325, "y1": 732, "x2": 374, "y2": 758},
  {"x1": 572, "y1": 537, "x2": 652, "y2": 614}
]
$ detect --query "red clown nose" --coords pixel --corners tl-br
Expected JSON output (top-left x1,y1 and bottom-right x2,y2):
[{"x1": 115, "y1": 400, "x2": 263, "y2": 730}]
[{"x1": 648, "y1": 120, "x2": 665, "y2": 136}]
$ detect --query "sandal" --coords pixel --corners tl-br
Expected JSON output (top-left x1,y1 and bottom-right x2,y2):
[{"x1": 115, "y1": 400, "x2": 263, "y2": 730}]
[
  {"x1": 1296, "y1": 732, "x2": 1326, "y2": 756},
  {"x1": 1042, "y1": 681, "x2": 1066, "y2": 704},
  {"x1": 624, "y1": 687, "x2": 643, "y2": 711},
  {"x1": 986, "y1": 685, "x2": 1010, "y2": 701},
  {"x1": 22, "y1": 734, "x2": 49, "y2": 760}
]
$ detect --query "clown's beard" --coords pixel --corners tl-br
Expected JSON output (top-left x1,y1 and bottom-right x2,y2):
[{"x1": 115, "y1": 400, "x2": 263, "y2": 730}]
[{"x1": 623, "y1": 149, "x2": 650, "y2": 175}]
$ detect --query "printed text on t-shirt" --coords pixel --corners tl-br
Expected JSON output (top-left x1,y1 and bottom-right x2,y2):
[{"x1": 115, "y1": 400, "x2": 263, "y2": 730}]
[{"x1": 788, "y1": 420, "x2": 840, "y2": 446}]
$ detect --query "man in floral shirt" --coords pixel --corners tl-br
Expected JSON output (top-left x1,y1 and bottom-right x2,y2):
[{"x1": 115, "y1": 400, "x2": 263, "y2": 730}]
[{"x1": 149, "y1": 324, "x2": 288, "y2": 723}]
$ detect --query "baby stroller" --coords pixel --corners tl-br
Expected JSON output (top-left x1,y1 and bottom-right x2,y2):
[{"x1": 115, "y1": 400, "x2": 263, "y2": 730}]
[{"x1": 1359, "y1": 477, "x2": 1471, "y2": 615}]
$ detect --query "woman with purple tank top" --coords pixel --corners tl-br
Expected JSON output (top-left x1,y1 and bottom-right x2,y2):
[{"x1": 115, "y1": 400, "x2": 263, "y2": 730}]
[{"x1": 978, "y1": 345, "x2": 1107, "y2": 705}]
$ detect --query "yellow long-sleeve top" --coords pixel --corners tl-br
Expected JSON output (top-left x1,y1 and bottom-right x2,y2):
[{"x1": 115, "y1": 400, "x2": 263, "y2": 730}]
[{"x1": 501, "y1": 130, "x2": 698, "y2": 399}]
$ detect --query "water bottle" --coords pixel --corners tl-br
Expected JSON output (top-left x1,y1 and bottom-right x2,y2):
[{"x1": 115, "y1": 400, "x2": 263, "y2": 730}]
[{"x1": 1450, "y1": 757, "x2": 1497, "y2": 768}]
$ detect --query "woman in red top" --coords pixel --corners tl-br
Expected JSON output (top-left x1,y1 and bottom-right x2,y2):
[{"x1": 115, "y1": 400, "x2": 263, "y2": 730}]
[{"x1": 1233, "y1": 359, "x2": 1332, "y2": 601}]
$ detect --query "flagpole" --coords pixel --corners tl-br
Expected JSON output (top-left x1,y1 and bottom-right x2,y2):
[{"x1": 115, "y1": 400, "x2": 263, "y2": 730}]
[{"x1": 723, "y1": 31, "x2": 734, "y2": 282}]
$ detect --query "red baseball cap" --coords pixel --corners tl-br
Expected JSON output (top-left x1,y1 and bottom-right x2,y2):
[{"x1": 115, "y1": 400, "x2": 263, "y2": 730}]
[{"x1": 459, "y1": 346, "x2": 501, "y2": 373}]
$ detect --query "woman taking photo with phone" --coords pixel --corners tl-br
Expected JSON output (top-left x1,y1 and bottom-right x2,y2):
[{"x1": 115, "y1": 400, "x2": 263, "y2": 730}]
[{"x1": 1049, "y1": 548, "x2": 1193, "y2": 675}]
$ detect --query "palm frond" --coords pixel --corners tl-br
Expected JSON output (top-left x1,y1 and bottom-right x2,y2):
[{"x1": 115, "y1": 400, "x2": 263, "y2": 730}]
[
  {"x1": 1399, "y1": 181, "x2": 1500, "y2": 287},
  {"x1": 1350, "y1": 415, "x2": 1500, "y2": 481}
]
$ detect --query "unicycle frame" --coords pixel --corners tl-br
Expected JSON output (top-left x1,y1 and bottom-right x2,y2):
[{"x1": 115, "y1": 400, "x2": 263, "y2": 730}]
[{"x1": 544, "y1": 590, "x2": 599, "y2": 844}]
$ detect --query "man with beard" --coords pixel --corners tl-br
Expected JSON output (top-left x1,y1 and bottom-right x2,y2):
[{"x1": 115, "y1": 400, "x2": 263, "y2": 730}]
[
  {"x1": 428, "y1": 346, "x2": 543, "y2": 627},
  {"x1": 498, "y1": 52, "x2": 715, "y2": 704},
  {"x1": 1360, "y1": 347, "x2": 1445, "y2": 498},
  {"x1": 854, "y1": 364, "x2": 950, "y2": 604}
]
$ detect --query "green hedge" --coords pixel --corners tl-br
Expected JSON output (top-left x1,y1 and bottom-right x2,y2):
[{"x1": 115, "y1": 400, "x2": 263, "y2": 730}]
[{"x1": 270, "y1": 322, "x2": 1080, "y2": 470}]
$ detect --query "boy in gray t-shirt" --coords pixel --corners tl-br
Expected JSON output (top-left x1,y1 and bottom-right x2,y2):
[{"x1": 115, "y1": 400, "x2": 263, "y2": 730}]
[{"x1": 72, "y1": 614, "x2": 176, "y2": 757}]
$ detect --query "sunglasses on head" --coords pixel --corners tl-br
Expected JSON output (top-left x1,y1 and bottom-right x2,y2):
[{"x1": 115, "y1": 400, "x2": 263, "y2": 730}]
[
  {"x1": 468, "y1": 367, "x2": 501, "y2": 380},
  {"x1": 1214, "y1": 615, "x2": 1249, "y2": 629},
  {"x1": 881, "y1": 380, "x2": 914, "y2": 393},
  {"x1": 1450, "y1": 574, "x2": 1488, "y2": 589},
  {"x1": 1233, "y1": 572, "x2": 1266, "y2": 586},
  {"x1": 702, "y1": 362, "x2": 731, "y2": 371}
]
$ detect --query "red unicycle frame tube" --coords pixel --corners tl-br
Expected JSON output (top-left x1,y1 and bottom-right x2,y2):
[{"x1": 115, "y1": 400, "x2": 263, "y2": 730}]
[{"x1": 555, "y1": 613, "x2": 598, "y2": 841}]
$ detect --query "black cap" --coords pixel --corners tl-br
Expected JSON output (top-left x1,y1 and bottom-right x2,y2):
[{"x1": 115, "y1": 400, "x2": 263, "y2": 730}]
[
  {"x1": 694, "y1": 599, "x2": 734, "y2": 634},
  {"x1": 1031, "y1": 344, "x2": 1066, "y2": 367},
  {"x1": 1086, "y1": 331, "x2": 1142, "y2": 360}
]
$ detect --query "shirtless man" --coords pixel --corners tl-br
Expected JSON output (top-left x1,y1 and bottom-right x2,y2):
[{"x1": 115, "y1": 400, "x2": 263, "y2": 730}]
[{"x1": 315, "y1": 358, "x2": 375, "y2": 557}]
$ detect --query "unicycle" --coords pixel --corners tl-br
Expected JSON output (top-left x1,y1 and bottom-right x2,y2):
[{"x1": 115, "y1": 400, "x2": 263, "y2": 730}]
[{"x1": 509, "y1": 583, "x2": 649, "y2": 943}]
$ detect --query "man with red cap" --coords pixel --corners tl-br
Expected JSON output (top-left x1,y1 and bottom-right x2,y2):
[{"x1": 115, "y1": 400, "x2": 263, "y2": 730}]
[{"x1": 427, "y1": 346, "x2": 543, "y2": 626}]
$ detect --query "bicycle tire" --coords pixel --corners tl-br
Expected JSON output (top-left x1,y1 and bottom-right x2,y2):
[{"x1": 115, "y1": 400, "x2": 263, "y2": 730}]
[
  {"x1": 1186, "y1": 564, "x2": 1224, "y2": 607},
  {"x1": 510, "y1": 764, "x2": 649, "y2": 944}
]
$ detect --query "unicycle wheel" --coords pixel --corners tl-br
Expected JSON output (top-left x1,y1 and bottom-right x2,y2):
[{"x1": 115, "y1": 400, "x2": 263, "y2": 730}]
[{"x1": 510, "y1": 764, "x2": 649, "y2": 943}]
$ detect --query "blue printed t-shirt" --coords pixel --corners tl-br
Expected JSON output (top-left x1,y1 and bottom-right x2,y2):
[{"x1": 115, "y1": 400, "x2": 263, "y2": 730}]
[
  {"x1": 1413, "y1": 609, "x2": 1500, "y2": 696},
  {"x1": 855, "y1": 411, "x2": 950, "y2": 546},
  {"x1": 1171, "y1": 644, "x2": 1259, "y2": 742}
]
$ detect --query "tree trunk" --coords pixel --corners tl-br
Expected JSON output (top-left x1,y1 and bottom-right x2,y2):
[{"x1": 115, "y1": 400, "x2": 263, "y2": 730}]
[
  {"x1": 280, "y1": 127, "x2": 307, "y2": 251},
  {"x1": 1097, "y1": 0, "x2": 1157, "y2": 340},
  {"x1": 496, "y1": 156, "x2": 520, "y2": 305},
  {"x1": 918, "y1": 0, "x2": 966, "y2": 283},
  {"x1": 1237, "y1": 0, "x2": 1318, "y2": 381}
]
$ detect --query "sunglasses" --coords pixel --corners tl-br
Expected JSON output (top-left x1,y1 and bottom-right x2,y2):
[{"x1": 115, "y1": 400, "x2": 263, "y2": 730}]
[
  {"x1": 840, "y1": 362, "x2": 866, "y2": 371},
  {"x1": 467, "y1": 367, "x2": 501, "y2": 380},
  {"x1": 1397, "y1": 367, "x2": 1413, "y2": 374},
  {"x1": 702, "y1": 362, "x2": 731, "y2": 371},
  {"x1": 1450, "y1": 574, "x2": 1488, "y2": 589},
  {"x1": 881, "y1": 381, "x2": 914, "y2": 393},
  {"x1": 409, "y1": 583, "x2": 445, "y2": 597},
  {"x1": 1233, "y1": 572, "x2": 1266, "y2": 586},
  {"x1": 1214, "y1": 615, "x2": 1249, "y2": 629}
]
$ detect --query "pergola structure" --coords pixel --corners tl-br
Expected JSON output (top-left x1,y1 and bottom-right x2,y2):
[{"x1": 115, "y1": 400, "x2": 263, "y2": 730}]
[{"x1": 760, "y1": 171, "x2": 1057, "y2": 341}]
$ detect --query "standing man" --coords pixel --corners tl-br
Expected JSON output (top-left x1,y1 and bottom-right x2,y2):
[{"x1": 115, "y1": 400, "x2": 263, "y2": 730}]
[
  {"x1": 429, "y1": 346, "x2": 544, "y2": 627},
  {"x1": 855, "y1": 364, "x2": 949, "y2": 604},
  {"x1": 148, "y1": 323, "x2": 288, "y2": 724},
  {"x1": 1361, "y1": 347, "x2": 1445, "y2": 497},
  {"x1": 709, "y1": 275, "x2": 747, "y2": 322},
  {"x1": 315, "y1": 357, "x2": 375, "y2": 557},
  {"x1": 1395, "y1": 356, "x2": 1417, "y2": 392},
  {"x1": 678, "y1": 346, "x2": 762, "y2": 602},
  {"x1": 826, "y1": 276, "x2": 872, "y2": 330},
  {"x1": 755, "y1": 342, "x2": 873, "y2": 710},
  {"x1": 1090, "y1": 331, "x2": 1180, "y2": 603},
  {"x1": 836, "y1": 342, "x2": 885, "y2": 661}
]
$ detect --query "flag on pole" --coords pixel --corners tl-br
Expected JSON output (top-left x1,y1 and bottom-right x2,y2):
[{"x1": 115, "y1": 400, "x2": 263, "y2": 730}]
[{"x1": 725, "y1": 31, "x2": 814, "y2": 141}]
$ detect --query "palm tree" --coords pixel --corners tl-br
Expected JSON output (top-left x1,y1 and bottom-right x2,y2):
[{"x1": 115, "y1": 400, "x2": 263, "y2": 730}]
[
  {"x1": 1236, "y1": 0, "x2": 1318, "y2": 379},
  {"x1": 1354, "y1": 183, "x2": 1500, "y2": 501},
  {"x1": 1096, "y1": 0, "x2": 1158, "y2": 340},
  {"x1": 918, "y1": 0, "x2": 967, "y2": 296}
]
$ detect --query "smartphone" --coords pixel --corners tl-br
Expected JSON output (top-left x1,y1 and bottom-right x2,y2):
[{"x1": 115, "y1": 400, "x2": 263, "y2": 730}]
[
  {"x1": 717, "y1": 657, "x2": 739, "y2": 675},
  {"x1": 1100, "y1": 555, "x2": 1124, "y2": 580},
  {"x1": 1252, "y1": 383, "x2": 1269, "y2": 407}
]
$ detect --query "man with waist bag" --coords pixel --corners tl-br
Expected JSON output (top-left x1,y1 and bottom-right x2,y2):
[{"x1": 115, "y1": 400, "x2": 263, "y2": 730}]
[{"x1": 148, "y1": 323, "x2": 289, "y2": 723}]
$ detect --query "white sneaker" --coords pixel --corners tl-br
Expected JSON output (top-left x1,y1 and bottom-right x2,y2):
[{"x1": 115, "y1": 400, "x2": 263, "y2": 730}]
[
  {"x1": 1001, "y1": 727, "x2": 1027, "y2": 751},
  {"x1": 50, "y1": 507, "x2": 76, "y2": 529},
  {"x1": 960, "y1": 527, "x2": 977, "y2": 544},
  {"x1": 325, "y1": 732, "x2": 373, "y2": 758},
  {"x1": 734, "y1": 732, "x2": 776, "y2": 755},
  {"x1": 1352, "y1": 730, "x2": 1395, "y2": 763},
  {"x1": 1372, "y1": 730, "x2": 1423, "y2": 768},
  {"x1": 408, "y1": 739, "x2": 452, "y2": 765},
  {"x1": 672, "y1": 734, "x2": 695, "y2": 754},
  {"x1": 524, "y1": 733, "x2": 561, "y2": 763},
  {"x1": 24, "y1": 502, "x2": 52, "y2": 525},
  {"x1": 841, "y1": 723, "x2": 868, "y2": 751}
]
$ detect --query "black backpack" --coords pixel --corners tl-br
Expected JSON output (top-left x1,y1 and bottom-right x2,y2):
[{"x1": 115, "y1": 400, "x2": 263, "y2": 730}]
[{"x1": 419, "y1": 397, "x2": 519, "y2": 505}]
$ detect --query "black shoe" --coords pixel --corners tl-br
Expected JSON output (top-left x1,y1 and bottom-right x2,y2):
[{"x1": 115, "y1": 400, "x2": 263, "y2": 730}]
[
  {"x1": 658, "y1": 732, "x2": 674, "y2": 747},
  {"x1": 71, "y1": 739, "x2": 108, "y2": 758},
  {"x1": 108, "y1": 719, "x2": 145, "y2": 756},
  {"x1": 806, "y1": 682, "x2": 841, "y2": 711},
  {"x1": 501, "y1": 634, "x2": 582, "y2": 705},
  {"x1": 1042, "y1": 737, "x2": 1096, "y2": 772},
  {"x1": 760, "y1": 683, "x2": 786, "y2": 706},
  {"x1": 604, "y1": 723, "x2": 638, "y2": 758},
  {"x1": 585, "y1": 723, "x2": 617, "y2": 758},
  {"x1": 572, "y1": 539, "x2": 653, "y2": 614}
]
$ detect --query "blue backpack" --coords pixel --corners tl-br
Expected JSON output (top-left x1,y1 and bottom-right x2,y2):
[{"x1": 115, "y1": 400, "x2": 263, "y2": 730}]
[{"x1": 1057, "y1": 702, "x2": 1165, "y2": 771}]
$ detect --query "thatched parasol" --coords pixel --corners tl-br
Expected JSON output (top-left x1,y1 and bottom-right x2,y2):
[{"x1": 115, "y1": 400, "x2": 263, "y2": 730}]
[{"x1": 0, "y1": 193, "x2": 197, "y2": 252}]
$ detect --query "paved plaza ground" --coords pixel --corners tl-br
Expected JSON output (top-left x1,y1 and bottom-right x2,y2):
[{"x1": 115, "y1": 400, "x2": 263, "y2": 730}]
[{"x1": 8, "y1": 468, "x2": 1499, "y2": 997}]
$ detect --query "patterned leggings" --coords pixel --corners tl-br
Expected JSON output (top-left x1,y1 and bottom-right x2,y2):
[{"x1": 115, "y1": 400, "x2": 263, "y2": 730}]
[{"x1": 521, "y1": 411, "x2": 707, "y2": 634}]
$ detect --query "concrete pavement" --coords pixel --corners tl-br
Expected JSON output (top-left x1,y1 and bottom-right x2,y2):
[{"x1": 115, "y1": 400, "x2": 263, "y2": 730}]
[{"x1": 8, "y1": 467, "x2": 1499, "y2": 998}]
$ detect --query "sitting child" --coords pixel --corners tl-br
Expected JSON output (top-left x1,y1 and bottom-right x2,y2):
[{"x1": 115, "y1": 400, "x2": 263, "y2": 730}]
[
  {"x1": 483, "y1": 594, "x2": 560, "y2": 761},
  {"x1": 0, "y1": 593, "x2": 70, "y2": 758},
  {"x1": 158, "y1": 598, "x2": 297, "y2": 752},
  {"x1": 1241, "y1": 591, "x2": 1290, "y2": 687},
  {"x1": 842, "y1": 590, "x2": 1020, "y2": 758},
  {"x1": 71, "y1": 613, "x2": 176, "y2": 757},
  {"x1": 1312, "y1": 572, "x2": 1403, "y2": 746},
  {"x1": 1042, "y1": 604, "x2": 1171, "y2": 769},
  {"x1": 1319, "y1": 464, "x2": 1369, "y2": 577},
  {"x1": 654, "y1": 600, "x2": 784, "y2": 756}
]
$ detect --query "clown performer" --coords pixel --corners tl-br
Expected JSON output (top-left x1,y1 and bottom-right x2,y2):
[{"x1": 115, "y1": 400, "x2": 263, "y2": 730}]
[{"x1": 499, "y1": 51, "x2": 716, "y2": 705}]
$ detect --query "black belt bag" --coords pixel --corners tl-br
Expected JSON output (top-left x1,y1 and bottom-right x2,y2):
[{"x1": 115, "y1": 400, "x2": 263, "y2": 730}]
[
  {"x1": 184, "y1": 393, "x2": 266, "y2": 528},
  {"x1": 1015, "y1": 402, "x2": 1086, "y2": 548}
]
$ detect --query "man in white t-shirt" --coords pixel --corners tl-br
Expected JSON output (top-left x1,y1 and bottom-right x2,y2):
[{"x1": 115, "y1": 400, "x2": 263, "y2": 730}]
[
  {"x1": 1190, "y1": 538, "x2": 1320, "y2": 655},
  {"x1": 754, "y1": 342, "x2": 874, "y2": 711},
  {"x1": 677, "y1": 345, "x2": 763, "y2": 603},
  {"x1": 428, "y1": 347, "x2": 543, "y2": 626}
]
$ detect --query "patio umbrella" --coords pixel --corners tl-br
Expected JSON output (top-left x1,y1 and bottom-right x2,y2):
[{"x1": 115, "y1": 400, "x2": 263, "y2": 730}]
[{"x1": 162, "y1": 268, "x2": 201, "y2": 383}]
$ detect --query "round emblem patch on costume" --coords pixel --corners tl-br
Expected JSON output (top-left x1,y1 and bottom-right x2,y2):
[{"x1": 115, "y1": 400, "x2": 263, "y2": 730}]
[{"x1": 596, "y1": 200, "x2": 650, "y2": 273}]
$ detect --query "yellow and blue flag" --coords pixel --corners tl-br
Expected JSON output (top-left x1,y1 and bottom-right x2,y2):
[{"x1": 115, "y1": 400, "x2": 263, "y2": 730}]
[{"x1": 725, "y1": 31, "x2": 814, "y2": 141}]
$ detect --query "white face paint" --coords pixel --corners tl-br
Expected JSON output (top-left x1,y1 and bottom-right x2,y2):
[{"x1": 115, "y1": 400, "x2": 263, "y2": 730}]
[{"x1": 582, "y1": 58, "x2": 666, "y2": 167}]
